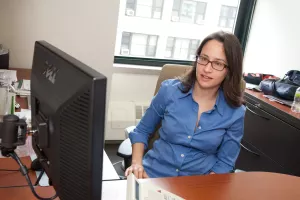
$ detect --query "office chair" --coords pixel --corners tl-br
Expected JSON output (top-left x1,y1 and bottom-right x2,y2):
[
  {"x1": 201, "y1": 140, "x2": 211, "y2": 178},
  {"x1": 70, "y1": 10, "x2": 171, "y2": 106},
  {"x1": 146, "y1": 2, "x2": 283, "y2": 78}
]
[{"x1": 117, "y1": 64, "x2": 246, "y2": 171}]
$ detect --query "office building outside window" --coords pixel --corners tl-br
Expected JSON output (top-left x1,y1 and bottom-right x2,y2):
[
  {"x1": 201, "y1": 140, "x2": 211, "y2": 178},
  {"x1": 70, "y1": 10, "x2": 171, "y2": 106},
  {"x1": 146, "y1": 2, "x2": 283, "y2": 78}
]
[
  {"x1": 120, "y1": 32, "x2": 158, "y2": 57},
  {"x1": 165, "y1": 37, "x2": 200, "y2": 60},
  {"x1": 125, "y1": 0, "x2": 164, "y2": 19},
  {"x1": 171, "y1": 0, "x2": 207, "y2": 24},
  {"x1": 219, "y1": 5, "x2": 237, "y2": 28},
  {"x1": 115, "y1": 0, "x2": 255, "y2": 66}
]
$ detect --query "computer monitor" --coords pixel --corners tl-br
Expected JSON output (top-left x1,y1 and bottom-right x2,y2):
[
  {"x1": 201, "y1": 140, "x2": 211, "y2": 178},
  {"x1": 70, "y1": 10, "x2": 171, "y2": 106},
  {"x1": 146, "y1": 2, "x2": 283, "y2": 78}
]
[{"x1": 31, "y1": 41, "x2": 107, "y2": 200}]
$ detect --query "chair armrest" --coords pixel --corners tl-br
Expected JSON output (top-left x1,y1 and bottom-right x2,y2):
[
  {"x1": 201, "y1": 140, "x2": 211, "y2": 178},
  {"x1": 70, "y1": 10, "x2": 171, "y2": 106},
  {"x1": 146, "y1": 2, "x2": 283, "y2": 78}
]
[
  {"x1": 124, "y1": 126, "x2": 136, "y2": 138},
  {"x1": 117, "y1": 138, "x2": 132, "y2": 159}
]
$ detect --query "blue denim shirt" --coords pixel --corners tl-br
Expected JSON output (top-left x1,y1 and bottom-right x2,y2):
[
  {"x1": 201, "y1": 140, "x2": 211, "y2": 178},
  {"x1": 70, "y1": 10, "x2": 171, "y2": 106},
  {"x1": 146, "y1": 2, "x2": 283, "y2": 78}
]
[{"x1": 129, "y1": 79, "x2": 245, "y2": 178}]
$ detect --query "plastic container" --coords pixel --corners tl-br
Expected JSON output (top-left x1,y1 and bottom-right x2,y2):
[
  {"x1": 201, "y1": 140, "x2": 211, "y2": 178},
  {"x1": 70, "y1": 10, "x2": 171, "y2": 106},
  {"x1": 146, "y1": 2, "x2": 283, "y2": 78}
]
[
  {"x1": 0, "y1": 72, "x2": 10, "y2": 115},
  {"x1": 291, "y1": 87, "x2": 300, "y2": 113}
]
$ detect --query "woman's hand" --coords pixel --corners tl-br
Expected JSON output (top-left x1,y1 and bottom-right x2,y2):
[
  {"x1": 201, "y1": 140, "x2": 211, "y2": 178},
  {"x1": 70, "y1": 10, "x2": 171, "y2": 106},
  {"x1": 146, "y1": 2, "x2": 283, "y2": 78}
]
[{"x1": 125, "y1": 162, "x2": 149, "y2": 179}]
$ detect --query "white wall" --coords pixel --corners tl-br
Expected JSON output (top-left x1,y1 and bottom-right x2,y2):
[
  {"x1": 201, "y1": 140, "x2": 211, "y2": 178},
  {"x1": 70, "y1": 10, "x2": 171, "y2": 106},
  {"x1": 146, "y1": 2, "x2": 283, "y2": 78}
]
[
  {"x1": 3, "y1": 0, "x2": 119, "y2": 78},
  {"x1": 110, "y1": 73, "x2": 157, "y2": 102},
  {"x1": 0, "y1": 2, "x2": 13, "y2": 49},
  {"x1": 244, "y1": 0, "x2": 300, "y2": 77},
  {"x1": 0, "y1": 0, "x2": 120, "y2": 139},
  {"x1": 107, "y1": 72, "x2": 158, "y2": 140}
]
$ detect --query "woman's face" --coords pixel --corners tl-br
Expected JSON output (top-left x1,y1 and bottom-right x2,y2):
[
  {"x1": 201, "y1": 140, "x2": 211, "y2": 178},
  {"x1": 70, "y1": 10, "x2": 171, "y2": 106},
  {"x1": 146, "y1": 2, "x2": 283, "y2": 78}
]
[{"x1": 196, "y1": 39, "x2": 228, "y2": 90}]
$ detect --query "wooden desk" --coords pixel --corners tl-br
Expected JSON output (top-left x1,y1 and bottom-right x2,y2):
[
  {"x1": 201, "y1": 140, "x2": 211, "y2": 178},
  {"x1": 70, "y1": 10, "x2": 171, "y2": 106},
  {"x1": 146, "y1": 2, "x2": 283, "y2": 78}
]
[
  {"x1": 245, "y1": 89, "x2": 300, "y2": 125},
  {"x1": 236, "y1": 90, "x2": 300, "y2": 176},
  {"x1": 1, "y1": 171, "x2": 300, "y2": 200}
]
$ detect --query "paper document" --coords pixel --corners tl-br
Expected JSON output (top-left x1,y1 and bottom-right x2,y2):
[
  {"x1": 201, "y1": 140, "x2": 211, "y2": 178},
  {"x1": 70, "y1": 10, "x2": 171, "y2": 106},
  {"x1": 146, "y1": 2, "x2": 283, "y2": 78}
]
[
  {"x1": 127, "y1": 173, "x2": 185, "y2": 200},
  {"x1": 17, "y1": 79, "x2": 31, "y2": 91},
  {"x1": 0, "y1": 70, "x2": 17, "y2": 86},
  {"x1": 15, "y1": 79, "x2": 31, "y2": 96},
  {"x1": 102, "y1": 180, "x2": 127, "y2": 200},
  {"x1": 246, "y1": 83, "x2": 259, "y2": 89}
]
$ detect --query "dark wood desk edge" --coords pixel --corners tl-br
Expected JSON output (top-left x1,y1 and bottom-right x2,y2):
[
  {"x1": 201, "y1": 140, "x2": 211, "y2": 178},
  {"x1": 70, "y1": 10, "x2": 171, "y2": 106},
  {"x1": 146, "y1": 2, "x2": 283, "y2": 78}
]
[{"x1": 245, "y1": 91, "x2": 300, "y2": 130}]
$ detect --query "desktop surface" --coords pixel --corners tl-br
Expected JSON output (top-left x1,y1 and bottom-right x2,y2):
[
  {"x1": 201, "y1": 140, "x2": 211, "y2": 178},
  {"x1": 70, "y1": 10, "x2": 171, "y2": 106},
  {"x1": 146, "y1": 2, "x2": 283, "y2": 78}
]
[{"x1": 2, "y1": 167, "x2": 300, "y2": 200}]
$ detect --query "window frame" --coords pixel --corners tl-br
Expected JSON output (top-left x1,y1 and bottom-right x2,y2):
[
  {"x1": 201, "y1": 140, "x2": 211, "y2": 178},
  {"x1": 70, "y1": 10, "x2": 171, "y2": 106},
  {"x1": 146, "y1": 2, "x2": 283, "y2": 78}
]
[
  {"x1": 120, "y1": 32, "x2": 159, "y2": 58},
  {"x1": 125, "y1": 0, "x2": 165, "y2": 19},
  {"x1": 171, "y1": 0, "x2": 207, "y2": 24},
  {"x1": 165, "y1": 37, "x2": 200, "y2": 60},
  {"x1": 115, "y1": 0, "x2": 257, "y2": 67},
  {"x1": 218, "y1": 5, "x2": 238, "y2": 28}
]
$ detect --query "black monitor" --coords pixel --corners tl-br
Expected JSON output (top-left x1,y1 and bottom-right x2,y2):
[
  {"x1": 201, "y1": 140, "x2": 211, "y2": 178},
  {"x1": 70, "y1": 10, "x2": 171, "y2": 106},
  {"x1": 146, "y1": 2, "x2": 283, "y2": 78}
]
[{"x1": 31, "y1": 41, "x2": 107, "y2": 200}]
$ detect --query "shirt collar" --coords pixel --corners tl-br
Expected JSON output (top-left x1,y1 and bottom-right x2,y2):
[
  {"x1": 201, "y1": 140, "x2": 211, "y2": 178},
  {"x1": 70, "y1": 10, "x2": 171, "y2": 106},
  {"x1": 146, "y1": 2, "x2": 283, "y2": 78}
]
[
  {"x1": 178, "y1": 83, "x2": 225, "y2": 116},
  {"x1": 177, "y1": 83, "x2": 194, "y2": 99},
  {"x1": 214, "y1": 89, "x2": 225, "y2": 116}
]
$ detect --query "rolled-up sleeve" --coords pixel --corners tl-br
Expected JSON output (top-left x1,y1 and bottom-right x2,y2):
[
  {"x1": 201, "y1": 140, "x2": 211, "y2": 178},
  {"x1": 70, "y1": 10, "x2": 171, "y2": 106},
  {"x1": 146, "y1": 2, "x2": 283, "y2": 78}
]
[
  {"x1": 129, "y1": 80, "x2": 170, "y2": 149},
  {"x1": 211, "y1": 109, "x2": 245, "y2": 174}
]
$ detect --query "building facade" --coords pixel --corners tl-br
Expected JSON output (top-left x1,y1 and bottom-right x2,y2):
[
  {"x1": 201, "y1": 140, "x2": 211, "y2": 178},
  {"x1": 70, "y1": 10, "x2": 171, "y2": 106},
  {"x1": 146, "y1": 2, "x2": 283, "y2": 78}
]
[{"x1": 115, "y1": 0, "x2": 240, "y2": 61}]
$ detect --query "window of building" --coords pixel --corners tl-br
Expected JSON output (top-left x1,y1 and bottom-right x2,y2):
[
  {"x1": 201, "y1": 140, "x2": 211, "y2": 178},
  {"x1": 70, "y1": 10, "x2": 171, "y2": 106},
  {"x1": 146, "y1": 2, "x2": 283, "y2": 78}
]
[
  {"x1": 125, "y1": 0, "x2": 164, "y2": 19},
  {"x1": 171, "y1": 0, "x2": 207, "y2": 24},
  {"x1": 165, "y1": 37, "x2": 200, "y2": 60},
  {"x1": 120, "y1": 32, "x2": 158, "y2": 57},
  {"x1": 219, "y1": 5, "x2": 237, "y2": 28},
  {"x1": 115, "y1": 0, "x2": 256, "y2": 67}
]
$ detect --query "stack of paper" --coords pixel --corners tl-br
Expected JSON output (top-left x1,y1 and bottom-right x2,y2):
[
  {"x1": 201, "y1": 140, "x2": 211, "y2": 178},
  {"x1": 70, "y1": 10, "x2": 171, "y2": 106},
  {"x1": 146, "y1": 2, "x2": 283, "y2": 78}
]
[
  {"x1": 15, "y1": 79, "x2": 31, "y2": 96},
  {"x1": 127, "y1": 173, "x2": 185, "y2": 200},
  {"x1": 0, "y1": 70, "x2": 17, "y2": 86}
]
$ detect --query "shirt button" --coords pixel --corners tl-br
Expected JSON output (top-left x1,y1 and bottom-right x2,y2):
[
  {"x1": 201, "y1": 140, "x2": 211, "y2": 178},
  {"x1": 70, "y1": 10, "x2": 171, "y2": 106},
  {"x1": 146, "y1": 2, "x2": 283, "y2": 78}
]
[
  {"x1": 176, "y1": 169, "x2": 179, "y2": 172},
  {"x1": 188, "y1": 136, "x2": 191, "y2": 139},
  {"x1": 198, "y1": 126, "x2": 202, "y2": 130},
  {"x1": 181, "y1": 154, "x2": 184, "y2": 157}
]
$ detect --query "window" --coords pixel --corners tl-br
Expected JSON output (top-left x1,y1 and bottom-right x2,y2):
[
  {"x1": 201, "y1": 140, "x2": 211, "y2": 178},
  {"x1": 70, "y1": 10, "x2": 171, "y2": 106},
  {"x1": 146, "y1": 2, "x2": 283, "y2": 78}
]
[
  {"x1": 165, "y1": 37, "x2": 200, "y2": 60},
  {"x1": 120, "y1": 32, "x2": 158, "y2": 57},
  {"x1": 219, "y1": 5, "x2": 237, "y2": 28},
  {"x1": 125, "y1": 0, "x2": 164, "y2": 19},
  {"x1": 115, "y1": 0, "x2": 256, "y2": 67},
  {"x1": 171, "y1": 0, "x2": 207, "y2": 24}
]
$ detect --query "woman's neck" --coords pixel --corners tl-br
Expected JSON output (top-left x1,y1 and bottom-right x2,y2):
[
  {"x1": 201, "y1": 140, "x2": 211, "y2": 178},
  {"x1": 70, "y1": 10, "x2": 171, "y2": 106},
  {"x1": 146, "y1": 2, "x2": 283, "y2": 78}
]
[{"x1": 192, "y1": 81, "x2": 219, "y2": 102}]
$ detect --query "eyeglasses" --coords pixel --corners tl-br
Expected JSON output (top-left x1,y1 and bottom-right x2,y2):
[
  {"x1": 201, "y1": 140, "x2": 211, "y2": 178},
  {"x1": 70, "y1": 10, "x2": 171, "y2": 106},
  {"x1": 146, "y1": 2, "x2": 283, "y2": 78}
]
[{"x1": 196, "y1": 56, "x2": 228, "y2": 71}]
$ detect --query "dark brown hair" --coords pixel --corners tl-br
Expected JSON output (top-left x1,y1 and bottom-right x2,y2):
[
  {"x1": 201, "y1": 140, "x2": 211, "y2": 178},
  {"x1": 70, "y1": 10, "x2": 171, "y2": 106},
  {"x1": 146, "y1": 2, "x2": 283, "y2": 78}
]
[{"x1": 180, "y1": 31, "x2": 244, "y2": 107}]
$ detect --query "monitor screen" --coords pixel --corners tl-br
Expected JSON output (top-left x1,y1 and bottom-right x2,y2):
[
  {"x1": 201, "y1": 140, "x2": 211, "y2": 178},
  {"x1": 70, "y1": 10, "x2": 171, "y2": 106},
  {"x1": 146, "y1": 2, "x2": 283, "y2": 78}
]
[{"x1": 31, "y1": 41, "x2": 107, "y2": 200}]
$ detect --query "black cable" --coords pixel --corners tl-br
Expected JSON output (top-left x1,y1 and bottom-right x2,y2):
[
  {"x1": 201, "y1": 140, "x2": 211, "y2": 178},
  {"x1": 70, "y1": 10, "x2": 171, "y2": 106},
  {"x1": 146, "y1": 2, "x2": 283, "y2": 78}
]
[
  {"x1": 34, "y1": 170, "x2": 45, "y2": 186},
  {"x1": 102, "y1": 178, "x2": 122, "y2": 182},
  {"x1": 9, "y1": 152, "x2": 58, "y2": 200}
]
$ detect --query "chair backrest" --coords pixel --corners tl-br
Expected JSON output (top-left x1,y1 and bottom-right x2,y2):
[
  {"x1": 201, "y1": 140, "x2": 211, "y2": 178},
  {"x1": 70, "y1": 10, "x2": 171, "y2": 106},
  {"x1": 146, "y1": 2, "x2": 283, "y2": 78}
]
[
  {"x1": 147, "y1": 64, "x2": 192, "y2": 150},
  {"x1": 153, "y1": 64, "x2": 192, "y2": 95},
  {"x1": 147, "y1": 64, "x2": 246, "y2": 151}
]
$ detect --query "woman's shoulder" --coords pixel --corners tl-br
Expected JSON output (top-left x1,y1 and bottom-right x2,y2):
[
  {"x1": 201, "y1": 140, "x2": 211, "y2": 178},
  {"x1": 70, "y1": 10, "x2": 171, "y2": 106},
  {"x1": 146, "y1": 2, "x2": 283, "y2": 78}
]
[
  {"x1": 161, "y1": 79, "x2": 181, "y2": 86},
  {"x1": 159, "y1": 79, "x2": 184, "y2": 100},
  {"x1": 160, "y1": 79, "x2": 183, "y2": 91}
]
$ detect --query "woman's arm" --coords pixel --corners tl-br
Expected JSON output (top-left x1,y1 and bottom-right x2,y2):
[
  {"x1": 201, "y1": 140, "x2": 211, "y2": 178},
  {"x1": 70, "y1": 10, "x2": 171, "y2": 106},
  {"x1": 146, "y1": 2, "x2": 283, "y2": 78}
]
[
  {"x1": 210, "y1": 110, "x2": 245, "y2": 174},
  {"x1": 126, "y1": 80, "x2": 172, "y2": 178},
  {"x1": 129, "y1": 80, "x2": 170, "y2": 150},
  {"x1": 131, "y1": 143, "x2": 145, "y2": 165},
  {"x1": 125, "y1": 143, "x2": 146, "y2": 178}
]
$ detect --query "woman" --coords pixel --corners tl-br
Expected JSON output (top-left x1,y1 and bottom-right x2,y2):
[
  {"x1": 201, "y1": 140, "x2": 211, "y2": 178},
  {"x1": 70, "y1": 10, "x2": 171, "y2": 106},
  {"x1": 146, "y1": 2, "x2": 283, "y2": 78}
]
[{"x1": 125, "y1": 31, "x2": 245, "y2": 179}]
